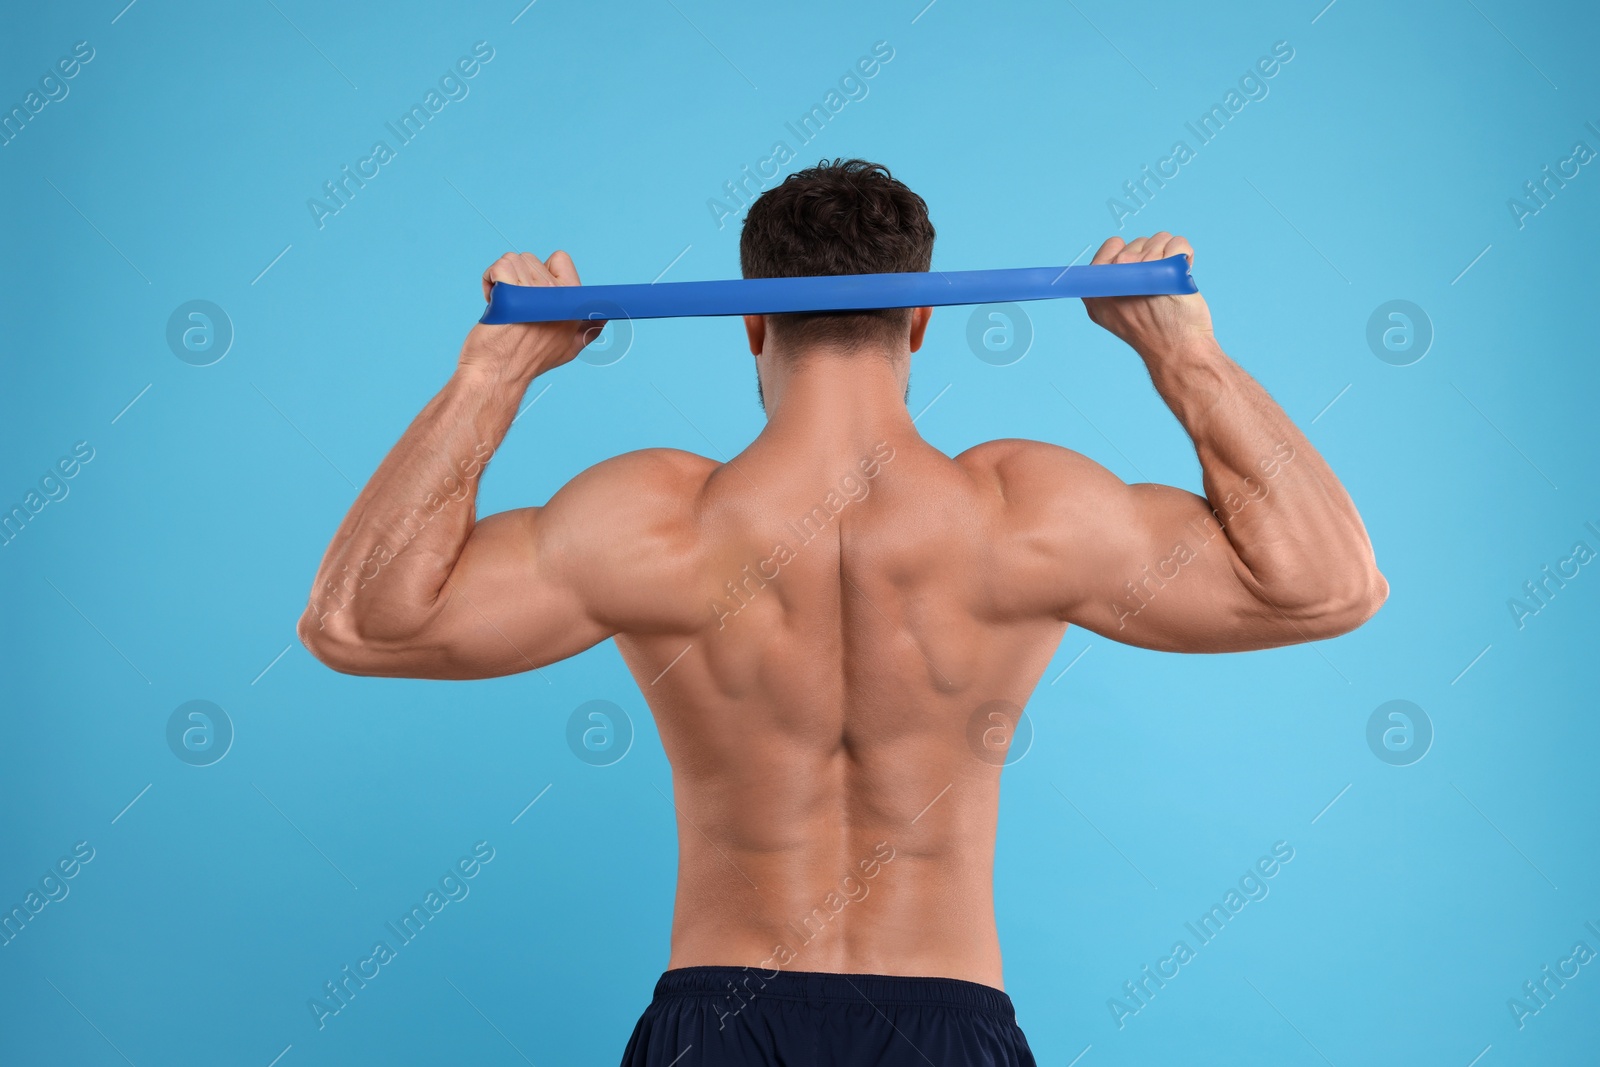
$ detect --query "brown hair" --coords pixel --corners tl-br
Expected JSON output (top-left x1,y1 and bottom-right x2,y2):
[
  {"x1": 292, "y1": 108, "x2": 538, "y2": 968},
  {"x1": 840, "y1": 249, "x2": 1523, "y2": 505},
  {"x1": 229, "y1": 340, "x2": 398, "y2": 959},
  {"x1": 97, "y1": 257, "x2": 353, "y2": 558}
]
[{"x1": 740, "y1": 159, "x2": 936, "y2": 349}]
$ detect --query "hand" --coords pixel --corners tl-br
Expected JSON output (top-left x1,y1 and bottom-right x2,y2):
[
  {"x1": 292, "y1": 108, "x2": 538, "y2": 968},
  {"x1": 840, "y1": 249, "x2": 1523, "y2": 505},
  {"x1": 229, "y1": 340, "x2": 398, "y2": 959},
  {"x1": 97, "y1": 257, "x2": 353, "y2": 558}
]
[
  {"x1": 458, "y1": 251, "x2": 603, "y2": 384},
  {"x1": 1082, "y1": 233, "x2": 1215, "y2": 360}
]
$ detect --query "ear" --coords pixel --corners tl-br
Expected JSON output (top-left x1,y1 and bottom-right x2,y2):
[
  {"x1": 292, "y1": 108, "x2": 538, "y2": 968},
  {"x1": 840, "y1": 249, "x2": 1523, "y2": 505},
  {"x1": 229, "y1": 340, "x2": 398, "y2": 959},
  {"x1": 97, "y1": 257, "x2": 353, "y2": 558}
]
[
  {"x1": 743, "y1": 314, "x2": 766, "y2": 356},
  {"x1": 908, "y1": 307, "x2": 932, "y2": 353}
]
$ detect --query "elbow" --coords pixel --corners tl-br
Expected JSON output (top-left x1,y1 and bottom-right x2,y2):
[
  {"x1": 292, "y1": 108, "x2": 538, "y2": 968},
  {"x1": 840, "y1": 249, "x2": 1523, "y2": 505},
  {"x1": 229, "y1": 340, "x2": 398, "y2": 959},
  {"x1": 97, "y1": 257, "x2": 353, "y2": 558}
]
[
  {"x1": 1305, "y1": 565, "x2": 1389, "y2": 639},
  {"x1": 297, "y1": 605, "x2": 387, "y2": 676},
  {"x1": 297, "y1": 585, "x2": 447, "y2": 676}
]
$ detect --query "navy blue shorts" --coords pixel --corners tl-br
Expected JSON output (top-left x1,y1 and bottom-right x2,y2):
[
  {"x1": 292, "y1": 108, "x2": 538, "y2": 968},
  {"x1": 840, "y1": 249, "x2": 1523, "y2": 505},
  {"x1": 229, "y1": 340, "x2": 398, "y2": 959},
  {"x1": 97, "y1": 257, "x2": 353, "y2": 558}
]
[{"x1": 619, "y1": 966, "x2": 1038, "y2": 1066}]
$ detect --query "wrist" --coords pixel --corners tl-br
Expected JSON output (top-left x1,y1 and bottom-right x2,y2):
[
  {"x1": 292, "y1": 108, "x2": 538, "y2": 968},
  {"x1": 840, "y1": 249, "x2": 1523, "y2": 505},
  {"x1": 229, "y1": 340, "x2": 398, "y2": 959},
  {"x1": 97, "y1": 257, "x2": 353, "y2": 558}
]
[
  {"x1": 457, "y1": 329, "x2": 545, "y2": 390},
  {"x1": 1135, "y1": 327, "x2": 1221, "y2": 370},
  {"x1": 1141, "y1": 332, "x2": 1233, "y2": 423},
  {"x1": 452, "y1": 354, "x2": 538, "y2": 396}
]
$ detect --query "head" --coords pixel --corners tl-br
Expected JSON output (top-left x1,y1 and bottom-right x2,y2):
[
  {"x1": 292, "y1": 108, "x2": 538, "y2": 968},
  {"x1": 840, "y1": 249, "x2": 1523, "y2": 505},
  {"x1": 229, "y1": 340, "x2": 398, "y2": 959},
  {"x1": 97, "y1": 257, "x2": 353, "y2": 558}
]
[{"x1": 740, "y1": 159, "x2": 936, "y2": 409}]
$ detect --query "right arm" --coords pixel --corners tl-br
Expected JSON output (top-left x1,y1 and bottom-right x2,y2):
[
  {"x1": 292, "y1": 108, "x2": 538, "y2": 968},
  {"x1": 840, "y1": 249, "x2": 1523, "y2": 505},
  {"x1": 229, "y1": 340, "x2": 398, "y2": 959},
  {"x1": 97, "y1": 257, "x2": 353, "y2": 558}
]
[{"x1": 297, "y1": 251, "x2": 710, "y2": 679}]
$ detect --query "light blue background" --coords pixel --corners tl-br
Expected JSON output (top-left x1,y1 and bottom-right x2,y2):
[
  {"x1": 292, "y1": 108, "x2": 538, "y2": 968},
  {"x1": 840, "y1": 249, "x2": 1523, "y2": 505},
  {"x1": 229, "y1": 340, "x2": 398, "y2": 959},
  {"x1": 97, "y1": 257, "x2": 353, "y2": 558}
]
[{"x1": 3, "y1": 1, "x2": 1597, "y2": 1064}]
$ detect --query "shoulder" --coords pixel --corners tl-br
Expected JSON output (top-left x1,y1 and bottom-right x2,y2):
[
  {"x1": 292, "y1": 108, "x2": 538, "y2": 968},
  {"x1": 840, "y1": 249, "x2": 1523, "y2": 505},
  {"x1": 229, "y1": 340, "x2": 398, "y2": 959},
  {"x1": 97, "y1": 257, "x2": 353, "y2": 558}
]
[
  {"x1": 560, "y1": 447, "x2": 720, "y2": 492},
  {"x1": 955, "y1": 438, "x2": 1121, "y2": 507},
  {"x1": 529, "y1": 447, "x2": 718, "y2": 561},
  {"x1": 537, "y1": 447, "x2": 713, "y2": 550},
  {"x1": 545, "y1": 447, "x2": 719, "y2": 520},
  {"x1": 530, "y1": 448, "x2": 717, "y2": 630},
  {"x1": 534, "y1": 445, "x2": 714, "y2": 558},
  {"x1": 953, "y1": 439, "x2": 1144, "y2": 565}
]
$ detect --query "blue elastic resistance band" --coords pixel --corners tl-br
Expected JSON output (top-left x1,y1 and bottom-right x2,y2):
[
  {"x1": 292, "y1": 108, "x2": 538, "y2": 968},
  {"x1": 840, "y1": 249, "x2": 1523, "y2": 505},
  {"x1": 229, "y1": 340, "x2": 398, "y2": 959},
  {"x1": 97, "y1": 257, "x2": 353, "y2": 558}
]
[{"x1": 479, "y1": 254, "x2": 1196, "y2": 324}]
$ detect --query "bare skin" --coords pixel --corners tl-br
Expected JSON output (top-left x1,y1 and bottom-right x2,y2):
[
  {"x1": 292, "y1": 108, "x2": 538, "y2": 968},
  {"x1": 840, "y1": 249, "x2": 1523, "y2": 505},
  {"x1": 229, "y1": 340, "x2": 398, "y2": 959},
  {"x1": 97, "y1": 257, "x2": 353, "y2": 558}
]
[{"x1": 298, "y1": 233, "x2": 1387, "y2": 991}]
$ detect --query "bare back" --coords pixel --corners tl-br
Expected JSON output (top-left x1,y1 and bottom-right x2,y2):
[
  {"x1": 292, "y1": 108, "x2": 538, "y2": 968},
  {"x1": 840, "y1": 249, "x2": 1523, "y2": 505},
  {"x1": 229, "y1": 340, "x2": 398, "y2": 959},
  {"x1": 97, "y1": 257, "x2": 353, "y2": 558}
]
[
  {"x1": 612, "y1": 433, "x2": 1067, "y2": 988},
  {"x1": 300, "y1": 238, "x2": 1386, "y2": 998}
]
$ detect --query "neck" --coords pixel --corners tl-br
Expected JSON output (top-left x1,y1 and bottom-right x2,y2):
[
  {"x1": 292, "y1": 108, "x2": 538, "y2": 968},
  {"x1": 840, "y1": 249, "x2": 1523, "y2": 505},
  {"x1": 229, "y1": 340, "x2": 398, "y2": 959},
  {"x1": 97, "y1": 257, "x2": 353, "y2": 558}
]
[{"x1": 758, "y1": 348, "x2": 916, "y2": 451}]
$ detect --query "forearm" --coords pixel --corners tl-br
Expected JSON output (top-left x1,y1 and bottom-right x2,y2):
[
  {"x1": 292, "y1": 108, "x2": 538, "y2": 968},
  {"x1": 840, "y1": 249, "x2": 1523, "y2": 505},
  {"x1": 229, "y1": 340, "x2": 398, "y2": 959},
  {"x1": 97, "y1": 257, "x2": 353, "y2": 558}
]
[
  {"x1": 1142, "y1": 336, "x2": 1384, "y2": 616},
  {"x1": 299, "y1": 362, "x2": 530, "y2": 647}
]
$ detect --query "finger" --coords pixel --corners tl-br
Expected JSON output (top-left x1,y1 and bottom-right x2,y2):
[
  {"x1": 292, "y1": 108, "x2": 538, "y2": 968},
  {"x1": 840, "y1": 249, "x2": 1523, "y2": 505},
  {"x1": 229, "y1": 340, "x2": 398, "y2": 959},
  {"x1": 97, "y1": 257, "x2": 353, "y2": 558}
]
[
  {"x1": 1091, "y1": 236, "x2": 1126, "y2": 266},
  {"x1": 1165, "y1": 235, "x2": 1194, "y2": 264},
  {"x1": 1144, "y1": 232, "x2": 1173, "y2": 259},
  {"x1": 1115, "y1": 237, "x2": 1148, "y2": 262},
  {"x1": 518, "y1": 252, "x2": 557, "y2": 287},
  {"x1": 481, "y1": 252, "x2": 525, "y2": 301},
  {"x1": 481, "y1": 252, "x2": 560, "y2": 302},
  {"x1": 546, "y1": 250, "x2": 583, "y2": 287}
]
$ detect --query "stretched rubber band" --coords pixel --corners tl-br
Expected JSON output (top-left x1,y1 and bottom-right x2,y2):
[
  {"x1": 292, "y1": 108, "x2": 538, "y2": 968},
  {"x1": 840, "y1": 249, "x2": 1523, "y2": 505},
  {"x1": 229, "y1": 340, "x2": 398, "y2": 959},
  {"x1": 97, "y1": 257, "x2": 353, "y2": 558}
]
[{"x1": 479, "y1": 254, "x2": 1196, "y2": 324}]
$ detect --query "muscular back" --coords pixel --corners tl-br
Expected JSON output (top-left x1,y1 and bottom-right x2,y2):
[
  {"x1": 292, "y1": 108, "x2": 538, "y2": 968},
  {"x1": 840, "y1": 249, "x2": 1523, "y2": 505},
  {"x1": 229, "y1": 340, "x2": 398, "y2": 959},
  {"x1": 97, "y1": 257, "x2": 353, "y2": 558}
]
[
  {"x1": 300, "y1": 240, "x2": 1386, "y2": 993},
  {"x1": 607, "y1": 432, "x2": 1070, "y2": 988}
]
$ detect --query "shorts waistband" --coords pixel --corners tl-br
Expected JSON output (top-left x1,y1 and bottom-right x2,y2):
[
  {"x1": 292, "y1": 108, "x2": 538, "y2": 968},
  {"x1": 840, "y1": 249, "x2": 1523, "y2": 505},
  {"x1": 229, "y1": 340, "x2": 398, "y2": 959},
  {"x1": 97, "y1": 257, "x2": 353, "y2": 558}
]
[{"x1": 651, "y1": 966, "x2": 1016, "y2": 1019}]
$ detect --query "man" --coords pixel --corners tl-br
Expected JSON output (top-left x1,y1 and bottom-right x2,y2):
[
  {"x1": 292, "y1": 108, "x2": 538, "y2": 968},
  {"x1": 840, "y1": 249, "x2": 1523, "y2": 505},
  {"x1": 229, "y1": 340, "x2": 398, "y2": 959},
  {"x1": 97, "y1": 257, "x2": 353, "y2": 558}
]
[{"x1": 298, "y1": 159, "x2": 1386, "y2": 1065}]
